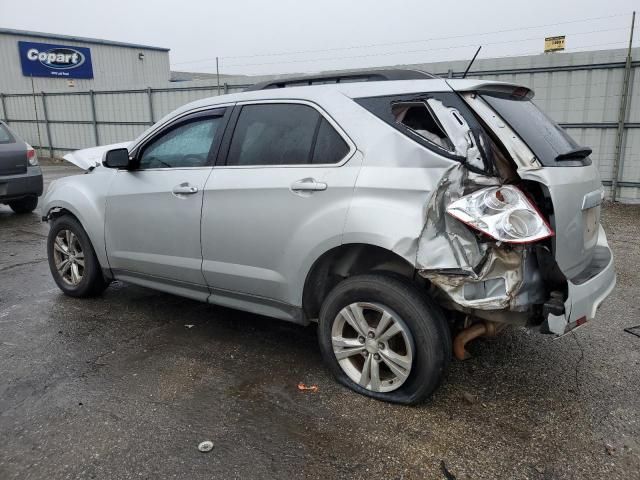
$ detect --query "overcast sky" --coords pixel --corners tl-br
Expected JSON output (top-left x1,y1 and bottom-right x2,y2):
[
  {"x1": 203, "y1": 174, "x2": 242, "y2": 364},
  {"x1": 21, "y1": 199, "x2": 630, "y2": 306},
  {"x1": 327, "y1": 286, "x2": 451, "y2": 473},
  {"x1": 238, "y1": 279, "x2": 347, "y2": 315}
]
[{"x1": 1, "y1": 0, "x2": 637, "y2": 75}]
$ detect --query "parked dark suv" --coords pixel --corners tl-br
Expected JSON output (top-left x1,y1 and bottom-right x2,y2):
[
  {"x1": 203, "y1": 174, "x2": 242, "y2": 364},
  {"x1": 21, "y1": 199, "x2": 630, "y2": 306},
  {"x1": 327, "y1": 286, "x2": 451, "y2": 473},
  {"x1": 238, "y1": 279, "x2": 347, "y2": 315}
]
[{"x1": 0, "y1": 121, "x2": 43, "y2": 214}]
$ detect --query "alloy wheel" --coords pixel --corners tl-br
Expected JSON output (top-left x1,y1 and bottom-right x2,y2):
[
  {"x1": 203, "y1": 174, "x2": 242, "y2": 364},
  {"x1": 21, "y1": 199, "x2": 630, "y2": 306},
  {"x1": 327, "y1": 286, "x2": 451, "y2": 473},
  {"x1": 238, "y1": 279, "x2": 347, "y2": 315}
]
[
  {"x1": 52, "y1": 229, "x2": 85, "y2": 286},
  {"x1": 331, "y1": 302, "x2": 414, "y2": 393}
]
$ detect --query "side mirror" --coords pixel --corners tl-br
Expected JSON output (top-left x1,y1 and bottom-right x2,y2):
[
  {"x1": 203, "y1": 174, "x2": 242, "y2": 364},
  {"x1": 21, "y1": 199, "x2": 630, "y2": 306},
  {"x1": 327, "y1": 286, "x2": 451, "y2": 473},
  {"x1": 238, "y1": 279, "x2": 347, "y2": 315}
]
[{"x1": 103, "y1": 148, "x2": 131, "y2": 169}]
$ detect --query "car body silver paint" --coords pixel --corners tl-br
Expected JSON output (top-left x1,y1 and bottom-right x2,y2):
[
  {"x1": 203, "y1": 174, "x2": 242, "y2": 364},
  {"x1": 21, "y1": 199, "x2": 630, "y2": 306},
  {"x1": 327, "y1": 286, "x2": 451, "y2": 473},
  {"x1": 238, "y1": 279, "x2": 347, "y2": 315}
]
[
  {"x1": 547, "y1": 225, "x2": 616, "y2": 336},
  {"x1": 565, "y1": 227, "x2": 616, "y2": 322},
  {"x1": 42, "y1": 167, "x2": 115, "y2": 269},
  {"x1": 42, "y1": 78, "x2": 615, "y2": 336},
  {"x1": 104, "y1": 166, "x2": 214, "y2": 287},
  {"x1": 340, "y1": 94, "x2": 456, "y2": 264},
  {"x1": 518, "y1": 164, "x2": 604, "y2": 279}
]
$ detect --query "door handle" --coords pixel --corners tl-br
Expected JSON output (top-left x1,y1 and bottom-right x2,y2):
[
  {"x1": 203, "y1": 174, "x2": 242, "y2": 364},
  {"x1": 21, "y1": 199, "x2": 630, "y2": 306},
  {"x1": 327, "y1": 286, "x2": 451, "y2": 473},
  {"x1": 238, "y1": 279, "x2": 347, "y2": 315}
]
[
  {"x1": 290, "y1": 178, "x2": 327, "y2": 192},
  {"x1": 172, "y1": 183, "x2": 199, "y2": 195}
]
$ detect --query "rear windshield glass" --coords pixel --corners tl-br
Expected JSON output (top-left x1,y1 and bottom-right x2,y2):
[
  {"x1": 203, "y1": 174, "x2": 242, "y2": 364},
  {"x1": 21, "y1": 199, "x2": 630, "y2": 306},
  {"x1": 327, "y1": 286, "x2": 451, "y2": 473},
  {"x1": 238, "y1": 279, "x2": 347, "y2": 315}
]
[
  {"x1": 0, "y1": 123, "x2": 15, "y2": 144},
  {"x1": 480, "y1": 94, "x2": 589, "y2": 166}
]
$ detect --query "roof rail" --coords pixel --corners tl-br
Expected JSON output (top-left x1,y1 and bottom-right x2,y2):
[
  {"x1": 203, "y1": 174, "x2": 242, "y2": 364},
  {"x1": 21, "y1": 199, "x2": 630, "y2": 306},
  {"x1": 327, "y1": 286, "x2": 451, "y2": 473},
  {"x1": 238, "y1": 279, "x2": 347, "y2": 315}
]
[{"x1": 244, "y1": 69, "x2": 438, "y2": 91}]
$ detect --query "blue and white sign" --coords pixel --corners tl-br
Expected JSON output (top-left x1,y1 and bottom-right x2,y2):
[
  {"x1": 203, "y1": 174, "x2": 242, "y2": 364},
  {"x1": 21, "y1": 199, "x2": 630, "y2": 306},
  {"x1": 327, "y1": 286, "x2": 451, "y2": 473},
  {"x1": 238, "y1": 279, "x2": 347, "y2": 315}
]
[{"x1": 18, "y1": 41, "x2": 94, "y2": 79}]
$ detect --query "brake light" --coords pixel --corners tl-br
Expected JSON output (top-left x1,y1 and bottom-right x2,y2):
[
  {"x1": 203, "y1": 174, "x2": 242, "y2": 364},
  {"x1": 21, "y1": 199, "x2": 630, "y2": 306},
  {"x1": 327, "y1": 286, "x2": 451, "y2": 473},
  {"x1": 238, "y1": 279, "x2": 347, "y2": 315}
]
[
  {"x1": 26, "y1": 146, "x2": 39, "y2": 166},
  {"x1": 446, "y1": 185, "x2": 554, "y2": 243}
]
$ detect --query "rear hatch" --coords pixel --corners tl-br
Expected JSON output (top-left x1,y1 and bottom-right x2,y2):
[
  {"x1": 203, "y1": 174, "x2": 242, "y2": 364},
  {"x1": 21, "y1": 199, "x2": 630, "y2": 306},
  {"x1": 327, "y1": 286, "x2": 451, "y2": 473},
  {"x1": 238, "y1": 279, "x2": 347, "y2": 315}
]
[
  {"x1": 0, "y1": 123, "x2": 27, "y2": 176},
  {"x1": 460, "y1": 86, "x2": 603, "y2": 280}
]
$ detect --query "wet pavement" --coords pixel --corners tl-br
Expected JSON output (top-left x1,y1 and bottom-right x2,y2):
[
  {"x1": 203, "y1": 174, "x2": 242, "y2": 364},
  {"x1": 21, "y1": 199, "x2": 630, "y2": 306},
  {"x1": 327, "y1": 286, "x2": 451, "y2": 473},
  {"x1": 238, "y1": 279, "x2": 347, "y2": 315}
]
[{"x1": 1, "y1": 165, "x2": 639, "y2": 479}]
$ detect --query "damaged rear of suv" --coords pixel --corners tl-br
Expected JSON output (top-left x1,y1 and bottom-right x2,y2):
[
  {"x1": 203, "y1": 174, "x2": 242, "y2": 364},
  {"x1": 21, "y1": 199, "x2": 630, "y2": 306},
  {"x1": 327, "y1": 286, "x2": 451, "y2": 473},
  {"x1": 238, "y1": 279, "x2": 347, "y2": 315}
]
[
  {"x1": 415, "y1": 84, "x2": 614, "y2": 337},
  {"x1": 324, "y1": 76, "x2": 615, "y2": 401}
]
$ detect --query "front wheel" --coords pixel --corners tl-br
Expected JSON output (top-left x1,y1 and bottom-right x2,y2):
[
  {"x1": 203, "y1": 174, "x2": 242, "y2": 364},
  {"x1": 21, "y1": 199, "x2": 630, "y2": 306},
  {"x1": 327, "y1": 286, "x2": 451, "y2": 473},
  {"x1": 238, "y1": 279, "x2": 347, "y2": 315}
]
[
  {"x1": 47, "y1": 215, "x2": 108, "y2": 297},
  {"x1": 318, "y1": 274, "x2": 451, "y2": 404}
]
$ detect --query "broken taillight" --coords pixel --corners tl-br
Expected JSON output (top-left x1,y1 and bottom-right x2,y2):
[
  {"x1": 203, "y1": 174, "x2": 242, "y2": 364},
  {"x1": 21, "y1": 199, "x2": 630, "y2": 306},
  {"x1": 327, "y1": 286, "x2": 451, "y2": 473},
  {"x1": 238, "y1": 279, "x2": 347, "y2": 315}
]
[{"x1": 446, "y1": 185, "x2": 554, "y2": 243}]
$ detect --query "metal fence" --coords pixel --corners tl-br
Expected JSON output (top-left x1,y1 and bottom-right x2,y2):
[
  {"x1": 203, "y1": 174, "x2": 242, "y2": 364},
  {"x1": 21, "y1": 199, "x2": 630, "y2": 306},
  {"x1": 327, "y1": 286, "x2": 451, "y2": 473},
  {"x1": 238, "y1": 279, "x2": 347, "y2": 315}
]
[
  {"x1": 1, "y1": 51, "x2": 639, "y2": 202},
  {"x1": 0, "y1": 82, "x2": 251, "y2": 158}
]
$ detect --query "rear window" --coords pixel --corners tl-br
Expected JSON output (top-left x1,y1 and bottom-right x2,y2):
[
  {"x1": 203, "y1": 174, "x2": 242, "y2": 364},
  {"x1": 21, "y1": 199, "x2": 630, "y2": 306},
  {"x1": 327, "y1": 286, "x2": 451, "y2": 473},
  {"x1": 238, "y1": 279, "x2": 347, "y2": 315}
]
[
  {"x1": 0, "y1": 123, "x2": 15, "y2": 144},
  {"x1": 481, "y1": 94, "x2": 590, "y2": 166}
]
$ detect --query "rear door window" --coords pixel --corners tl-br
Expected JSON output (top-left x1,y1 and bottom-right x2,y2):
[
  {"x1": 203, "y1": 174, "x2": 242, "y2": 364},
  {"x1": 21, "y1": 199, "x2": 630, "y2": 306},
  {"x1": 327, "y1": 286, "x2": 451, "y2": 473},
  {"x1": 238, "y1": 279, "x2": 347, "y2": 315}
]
[{"x1": 226, "y1": 104, "x2": 320, "y2": 166}]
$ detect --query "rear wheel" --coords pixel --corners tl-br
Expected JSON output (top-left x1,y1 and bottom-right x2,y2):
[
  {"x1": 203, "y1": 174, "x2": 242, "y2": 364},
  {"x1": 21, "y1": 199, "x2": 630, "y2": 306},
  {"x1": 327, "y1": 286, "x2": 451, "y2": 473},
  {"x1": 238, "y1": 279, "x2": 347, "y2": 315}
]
[
  {"x1": 318, "y1": 274, "x2": 451, "y2": 404},
  {"x1": 9, "y1": 196, "x2": 38, "y2": 214},
  {"x1": 47, "y1": 215, "x2": 108, "y2": 297}
]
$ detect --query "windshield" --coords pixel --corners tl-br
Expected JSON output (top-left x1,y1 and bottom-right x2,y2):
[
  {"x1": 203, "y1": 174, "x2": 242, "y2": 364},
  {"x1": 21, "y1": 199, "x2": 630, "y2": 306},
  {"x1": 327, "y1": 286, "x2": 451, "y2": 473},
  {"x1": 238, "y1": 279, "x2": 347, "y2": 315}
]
[{"x1": 481, "y1": 94, "x2": 590, "y2": 166}]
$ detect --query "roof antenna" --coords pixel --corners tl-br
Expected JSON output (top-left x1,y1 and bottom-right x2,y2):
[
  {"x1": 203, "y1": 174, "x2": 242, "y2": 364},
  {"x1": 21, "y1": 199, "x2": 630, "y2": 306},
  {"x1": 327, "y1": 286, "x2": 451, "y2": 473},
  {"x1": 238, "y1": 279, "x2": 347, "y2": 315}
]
[{"x1": 462, "y1": 46, "x2": 482, "y2": 79}]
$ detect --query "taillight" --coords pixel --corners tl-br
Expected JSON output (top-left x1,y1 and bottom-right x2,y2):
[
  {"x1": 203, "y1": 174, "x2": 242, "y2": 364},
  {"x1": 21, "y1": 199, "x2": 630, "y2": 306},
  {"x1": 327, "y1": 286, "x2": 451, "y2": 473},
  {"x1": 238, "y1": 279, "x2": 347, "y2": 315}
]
[
  {"x1": 446, "y1": 185, "x2": 554, "y2": 243},
  {"x1": 26, "y1": 146, "x2": 39, "y2": 166}
]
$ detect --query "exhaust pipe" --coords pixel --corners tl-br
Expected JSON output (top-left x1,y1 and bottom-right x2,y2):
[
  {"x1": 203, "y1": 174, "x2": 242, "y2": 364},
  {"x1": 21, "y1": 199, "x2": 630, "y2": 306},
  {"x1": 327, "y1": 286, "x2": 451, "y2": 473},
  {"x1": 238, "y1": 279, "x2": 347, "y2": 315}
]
[{"x1": 453, "y1": 321, "x2": 500, "y2": 360}]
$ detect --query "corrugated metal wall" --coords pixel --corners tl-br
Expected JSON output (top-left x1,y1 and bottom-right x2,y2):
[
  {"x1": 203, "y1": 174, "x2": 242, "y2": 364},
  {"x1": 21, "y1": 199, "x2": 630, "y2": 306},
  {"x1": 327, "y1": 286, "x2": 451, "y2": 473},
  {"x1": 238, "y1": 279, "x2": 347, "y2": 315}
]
[
  {"x1": 0, "y1": 84, "x2": 250, "y2": 159},
  {"x1": 0, "y1": 32, "x2": 171, "y2": 93},
  {"x1": 1, "y1": 48, "x2": 638, "y2": 202}
]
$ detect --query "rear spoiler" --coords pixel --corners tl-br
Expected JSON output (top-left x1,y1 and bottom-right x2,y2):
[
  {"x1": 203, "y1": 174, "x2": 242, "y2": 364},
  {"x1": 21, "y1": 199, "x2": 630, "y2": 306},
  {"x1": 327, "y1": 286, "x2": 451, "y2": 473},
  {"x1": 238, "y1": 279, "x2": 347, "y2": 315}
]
[{"x1": 446, "y1": 80, "x2": 534, "y2": 100}]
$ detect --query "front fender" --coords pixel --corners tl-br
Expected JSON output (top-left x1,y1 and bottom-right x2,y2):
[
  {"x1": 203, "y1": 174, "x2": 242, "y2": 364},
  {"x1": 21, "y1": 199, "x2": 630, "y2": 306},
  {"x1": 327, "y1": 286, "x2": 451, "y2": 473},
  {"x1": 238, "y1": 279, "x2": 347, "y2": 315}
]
[{"x1": 42, "y1": 170, "x2": 115, "y2": 270}]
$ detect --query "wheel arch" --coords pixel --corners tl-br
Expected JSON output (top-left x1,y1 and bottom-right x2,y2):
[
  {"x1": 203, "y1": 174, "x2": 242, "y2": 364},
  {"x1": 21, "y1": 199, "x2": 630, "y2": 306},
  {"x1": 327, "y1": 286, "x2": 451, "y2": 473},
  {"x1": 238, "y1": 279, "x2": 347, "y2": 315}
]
[
  {"x1": 46, "y1": 205, "x2": 81, "y2": 223},
  {"x1": 44, "y1": 200, "x2": 109, "y2": 271},
  {"x1": 302, "y1": 243, "x2": 420, "y2": 320}
]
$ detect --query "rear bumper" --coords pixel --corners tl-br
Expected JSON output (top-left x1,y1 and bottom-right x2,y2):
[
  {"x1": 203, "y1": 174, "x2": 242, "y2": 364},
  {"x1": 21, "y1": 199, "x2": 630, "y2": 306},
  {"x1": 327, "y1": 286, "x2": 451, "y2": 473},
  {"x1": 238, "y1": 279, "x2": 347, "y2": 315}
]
[
  {"x1": 0, "y1": 166, "x2": 43, "y2": 202},
  {"x1": 545, "y1": 225, "x2": 616, "y2": 335}
]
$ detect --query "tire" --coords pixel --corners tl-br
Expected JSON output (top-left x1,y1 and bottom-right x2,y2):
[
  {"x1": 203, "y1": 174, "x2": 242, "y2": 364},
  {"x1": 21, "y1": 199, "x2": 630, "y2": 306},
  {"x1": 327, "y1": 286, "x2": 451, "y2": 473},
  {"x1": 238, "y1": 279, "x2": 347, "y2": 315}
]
[
  {"x1": 47, "y1": 215, "x2": 108, "y2": 297},
  {"x1": 318, "y1": 273, "x2": 451, "y2": 405},
  {"x1": 9, "y1": 196, "x2": 38, "y2": 214}
]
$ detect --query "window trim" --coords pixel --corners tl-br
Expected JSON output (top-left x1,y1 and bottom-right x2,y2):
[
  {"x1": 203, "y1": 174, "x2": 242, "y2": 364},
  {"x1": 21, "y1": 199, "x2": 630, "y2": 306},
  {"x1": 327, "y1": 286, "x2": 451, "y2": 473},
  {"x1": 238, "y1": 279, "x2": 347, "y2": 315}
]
[
  {"x1": 216, "y1": 99, "x2": 356, "y2": 169},
  {"x1": 128, "y1": 105, "x2": 232, "y2": 171}
]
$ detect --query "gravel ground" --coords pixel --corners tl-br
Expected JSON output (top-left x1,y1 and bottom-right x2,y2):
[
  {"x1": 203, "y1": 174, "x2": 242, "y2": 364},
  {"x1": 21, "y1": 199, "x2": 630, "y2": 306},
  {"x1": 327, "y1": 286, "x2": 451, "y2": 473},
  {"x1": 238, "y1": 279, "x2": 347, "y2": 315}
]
[{"x1": 0, "y1": 165, "x2": 638, "y2": 479}]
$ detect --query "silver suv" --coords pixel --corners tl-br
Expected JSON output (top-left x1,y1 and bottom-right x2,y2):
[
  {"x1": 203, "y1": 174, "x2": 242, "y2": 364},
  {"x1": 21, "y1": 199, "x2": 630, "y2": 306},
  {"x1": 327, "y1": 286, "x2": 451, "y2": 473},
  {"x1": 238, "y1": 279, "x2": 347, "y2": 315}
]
[{"x1": 43, "y1": 71, "x2": 616, "y2": 404}]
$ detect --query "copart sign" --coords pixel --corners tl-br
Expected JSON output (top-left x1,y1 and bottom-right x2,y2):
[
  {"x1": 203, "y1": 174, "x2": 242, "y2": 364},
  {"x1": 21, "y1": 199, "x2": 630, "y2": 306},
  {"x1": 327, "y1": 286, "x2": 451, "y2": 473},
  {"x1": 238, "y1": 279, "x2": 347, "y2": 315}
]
[{"x1": 18, "y1": 41, "x2": 94, "y2": 79}]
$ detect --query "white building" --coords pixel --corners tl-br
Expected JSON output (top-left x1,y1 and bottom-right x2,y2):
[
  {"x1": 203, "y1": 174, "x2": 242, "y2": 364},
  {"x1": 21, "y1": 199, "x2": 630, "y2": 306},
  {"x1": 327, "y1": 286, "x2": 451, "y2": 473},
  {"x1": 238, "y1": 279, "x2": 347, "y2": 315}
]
[{"x1": 0, "y1": 28, "x2": 171, "y2": 93}]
